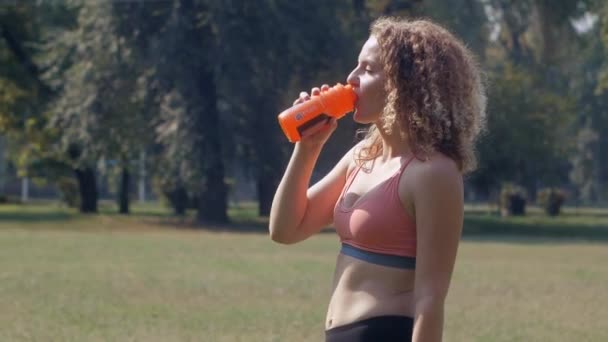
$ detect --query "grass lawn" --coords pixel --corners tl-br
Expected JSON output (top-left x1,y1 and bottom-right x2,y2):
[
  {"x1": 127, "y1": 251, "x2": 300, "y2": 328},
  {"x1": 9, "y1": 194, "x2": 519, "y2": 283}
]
[{"x1": 0, "y1": 202, "x2": 607, "y2": 341}]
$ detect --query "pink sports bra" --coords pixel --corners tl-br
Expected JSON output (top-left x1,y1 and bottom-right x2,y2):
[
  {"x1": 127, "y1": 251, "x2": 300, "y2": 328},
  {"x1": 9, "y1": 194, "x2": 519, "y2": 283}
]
[{"x1": 333, "y1": 155, "x2": 417, "y2": 269}]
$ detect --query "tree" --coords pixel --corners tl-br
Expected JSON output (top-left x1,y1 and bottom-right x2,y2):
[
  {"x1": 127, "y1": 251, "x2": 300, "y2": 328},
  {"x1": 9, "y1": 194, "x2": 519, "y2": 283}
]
[
  {"x1": 0, "y1": 1, "x2": 78, "y2": 202},
  {"x1": 418, "y1": 0, "x2": 489, "y2": 57},
  {"x1": 44, "y1": 1, "x2": 154, "y2": 214},
  {"x1": 592, "y1": 0, "x2": 608, "y2": 200},
  {"x1": 471, "y1": 64, "x2": 574, "y2": 195},
  {"x1": 216, "y1": 0, "x2": 367, "y2": 216},
  {"x1": 112, "y1": 0, "x2": 229, "y2": 223},
  {"x1": 468, "y1": 0, "x2": 591, "y2": 202}
]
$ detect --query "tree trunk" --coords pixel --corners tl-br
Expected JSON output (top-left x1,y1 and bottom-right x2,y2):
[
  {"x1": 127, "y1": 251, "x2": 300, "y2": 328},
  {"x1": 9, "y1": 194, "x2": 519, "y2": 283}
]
[
  {"x1": 254, "y1": 121, "x2": 283, "y2": 217},
  {"x1": 535, "y1": 1, "x2": 556, "y2": 65},
  {"x1": 165, "y1": 184, "x2": 187, "y2": 216},
  {"x1": 118, "y1": 166, "x2": 130, "y2": 214},
  {"x1": 199, "y1": 163, "x2": 228, "y2": 223},
  {"x1": 138, "y1": 150, "x2": 146, "y2": 203},
  {"x1": 0, "y1": 136, "x2": 5, "y2": 195},
  {"x1": 21, "y1": 177, "x2": 29, "y2": 203},
  {"x1": 196, "y1": 68, "x2": 228, "y2": 224},
  {"x1": 257, "y1": 171, "x2": 280, "y2": 216},
  {"x1": 252, "y1": 97, "x2": 286, "y2": 217},
  {"x1": 75, "y1": 167, "x2": 98, "y2": 213}
]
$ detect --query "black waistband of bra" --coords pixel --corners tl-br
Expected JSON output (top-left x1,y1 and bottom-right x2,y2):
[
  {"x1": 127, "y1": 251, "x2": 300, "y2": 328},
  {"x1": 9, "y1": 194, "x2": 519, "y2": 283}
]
[{"x1": 340, "y1": 243, "x2": 416, "y2": 269}]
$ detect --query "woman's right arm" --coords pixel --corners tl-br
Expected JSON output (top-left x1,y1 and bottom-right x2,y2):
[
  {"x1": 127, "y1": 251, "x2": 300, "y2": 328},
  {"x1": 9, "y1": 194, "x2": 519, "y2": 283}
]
[
  {"x1": 269, "y1": 136, "x2": 351, "y2": 244},
  {"x1": 269, "y1": 84, "x2": 355, "y2": 244}
]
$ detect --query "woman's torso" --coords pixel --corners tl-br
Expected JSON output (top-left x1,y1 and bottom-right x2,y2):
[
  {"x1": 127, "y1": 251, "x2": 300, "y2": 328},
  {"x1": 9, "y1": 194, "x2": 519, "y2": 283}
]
[
  {"x1": 326, "y1": 156, "x2": 417, "y2": 330},
  {"x1": 325, "y1": 254, "x2": 415, "y2": 329}
]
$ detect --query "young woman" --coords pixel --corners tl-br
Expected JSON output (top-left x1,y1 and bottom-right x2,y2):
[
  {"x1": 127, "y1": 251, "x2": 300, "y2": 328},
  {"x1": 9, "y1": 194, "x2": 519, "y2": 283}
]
[{"x1": 269, "y1": 17, "x2": 486, "y2": 342}]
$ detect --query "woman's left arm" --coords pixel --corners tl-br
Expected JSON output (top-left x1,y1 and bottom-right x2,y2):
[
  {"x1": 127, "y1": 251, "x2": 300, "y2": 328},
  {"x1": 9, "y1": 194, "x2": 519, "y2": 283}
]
[{"x1": 409, "y1": 159, "x2": 464, "y2": 342}]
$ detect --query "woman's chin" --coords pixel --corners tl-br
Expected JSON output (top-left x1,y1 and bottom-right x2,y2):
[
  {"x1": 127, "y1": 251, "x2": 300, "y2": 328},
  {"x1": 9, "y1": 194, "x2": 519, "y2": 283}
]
[
  {"x1": 353, "y1": 109, "x2": 373, "y2": 124},
  {"x1": 353, "y1": 109, "x2": 364, "y2": 122}
]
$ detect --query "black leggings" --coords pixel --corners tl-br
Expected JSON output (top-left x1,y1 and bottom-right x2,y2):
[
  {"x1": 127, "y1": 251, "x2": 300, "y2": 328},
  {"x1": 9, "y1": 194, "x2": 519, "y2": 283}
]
[{"x1": 325, "y1": 315, "x2": 414, "y2": 342}]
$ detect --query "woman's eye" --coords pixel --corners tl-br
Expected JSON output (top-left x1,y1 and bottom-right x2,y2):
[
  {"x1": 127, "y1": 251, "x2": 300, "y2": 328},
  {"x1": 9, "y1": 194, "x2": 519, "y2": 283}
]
[{"x1": 365, "y1": 67, "x2": 373, "y2": 72}]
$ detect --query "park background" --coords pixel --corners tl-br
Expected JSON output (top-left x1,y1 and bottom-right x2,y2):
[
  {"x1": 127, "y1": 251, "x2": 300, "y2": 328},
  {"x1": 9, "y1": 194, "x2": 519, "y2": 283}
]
[{"x1": 1, "y1": 0, "x2": 608, "y2": 341}]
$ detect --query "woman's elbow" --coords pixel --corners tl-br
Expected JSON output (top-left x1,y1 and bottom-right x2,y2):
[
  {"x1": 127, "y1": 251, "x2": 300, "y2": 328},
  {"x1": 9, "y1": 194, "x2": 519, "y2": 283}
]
[
  {"x1": 269, "y1": 230, "x2": 289, "y2": 244},
  {"x1": 268, "y1": 226, "x2": 297, "y2": 244}
]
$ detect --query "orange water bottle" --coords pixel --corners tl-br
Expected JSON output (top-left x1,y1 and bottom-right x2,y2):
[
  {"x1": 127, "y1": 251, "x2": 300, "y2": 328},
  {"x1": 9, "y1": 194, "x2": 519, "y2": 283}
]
[{"x1": 278, "y1": 83, "x2": 357, "y2": 142}]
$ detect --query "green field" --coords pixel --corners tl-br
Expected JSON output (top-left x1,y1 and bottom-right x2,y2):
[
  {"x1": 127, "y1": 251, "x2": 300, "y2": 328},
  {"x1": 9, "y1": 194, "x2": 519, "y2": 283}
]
[{"x1": 1, "y1": 202, "x2": 607, "y2": 341}]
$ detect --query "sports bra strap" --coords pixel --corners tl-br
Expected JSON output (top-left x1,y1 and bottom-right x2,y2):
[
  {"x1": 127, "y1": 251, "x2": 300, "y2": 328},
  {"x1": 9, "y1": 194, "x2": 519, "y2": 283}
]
[
  {"x1": 343, "y1": 155, "x2": 415, "y2": 195},
  {"x1": 396, "y1": 155, "x2": 417, "y2": 179},
  {"x1": 342, "y1": 163, "x2": 362, "y2": 197}
]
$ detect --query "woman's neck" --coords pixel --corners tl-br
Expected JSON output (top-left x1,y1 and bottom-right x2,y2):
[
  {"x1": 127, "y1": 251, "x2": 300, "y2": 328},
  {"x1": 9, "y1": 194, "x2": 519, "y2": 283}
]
[{"x1": 375, "y1": 123, "x2": 411, "y2": 161}]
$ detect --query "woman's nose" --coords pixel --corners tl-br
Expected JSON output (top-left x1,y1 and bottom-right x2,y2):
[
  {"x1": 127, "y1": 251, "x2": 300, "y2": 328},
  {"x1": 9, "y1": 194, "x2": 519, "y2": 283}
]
[{"x1": 346, "y1": 70, "x2": 359, "y2": 87}]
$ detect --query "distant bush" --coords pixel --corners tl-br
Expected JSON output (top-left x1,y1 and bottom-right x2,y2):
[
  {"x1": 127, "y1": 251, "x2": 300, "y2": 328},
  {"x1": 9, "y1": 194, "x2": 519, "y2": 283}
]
[
  {"x1": 153, "y1": 177, "x2": 237, "y2": 216},
  {"x1": 0, "y1": 195, "x2": 22, "y2": 205},
  {"x1": 537, "y1": 187, "x2": 567, "y2": 216},
  {"x1": 500, "y1": 184, "x2": 527, "y2": 216},
  {"x1": 57, "y1": 177, "x2": 80, "y2": 208},
  {"x1": 156, "y1": 181, "x2": 189, "y2": 216}
]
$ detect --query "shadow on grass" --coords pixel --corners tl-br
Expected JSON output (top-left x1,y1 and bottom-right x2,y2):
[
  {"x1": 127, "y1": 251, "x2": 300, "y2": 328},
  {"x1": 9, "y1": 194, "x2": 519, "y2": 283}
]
[
  {"x1": 155, "y1": 216, "x2": 272, "y2": 234},
  {"x1": 0, "y1": 201, "x2": 171, "y2": 228},
  {"x1": 462, "y1": 215, "x2": 608, "y2": 243},
  {"x1": 97, "y1": 201, "x2": 174, "y2": 218},
  {"x1": 185, "y1": 206, "x2": 608, "y2": 244},
  {"x1": 98, "y1": 208, "x2": 172, "y2": 218},
  {"x1": 3, "y1": 201, "x2": 608, "y2": 244},
  {"x1": 220, "y1": 202, "x2": 608, "y2": 244},
  {"x1": 466, "y1": 208, "x2": 608, "y2": 219},
  {"x1": 0, "y1": 203, "x2": 76, "y2": 223},
  {"x1": 165, "y1": 216, "x2": 608, "y2": 245},
  {"x1": 0, "y1": 211, "x2": 75, "y2": 222}
]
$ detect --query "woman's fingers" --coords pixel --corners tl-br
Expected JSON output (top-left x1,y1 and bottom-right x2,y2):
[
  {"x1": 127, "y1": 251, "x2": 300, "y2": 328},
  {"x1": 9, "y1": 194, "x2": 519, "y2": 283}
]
[
  {"x1": 293, "y1": 84, "x2": 331, "y2": 105},
  {"x1": 293, "y1": 91, "x2": 311, "y2": 105},
  {"x1": 300, "y1": 117, "x2": 338, "y2": 149}
]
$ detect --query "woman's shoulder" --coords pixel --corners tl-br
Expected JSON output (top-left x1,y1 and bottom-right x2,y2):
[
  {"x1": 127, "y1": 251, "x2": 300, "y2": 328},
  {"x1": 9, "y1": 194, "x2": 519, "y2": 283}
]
[
  {"x1": 397, "y1": 151, "x2": 463, "y2": 221},
  {"x1": 401, "y1": 151, "x2": 462, "y2": 198},
  {"x1": 411, "y1": 152, "x2": 460, "y2": 177}
]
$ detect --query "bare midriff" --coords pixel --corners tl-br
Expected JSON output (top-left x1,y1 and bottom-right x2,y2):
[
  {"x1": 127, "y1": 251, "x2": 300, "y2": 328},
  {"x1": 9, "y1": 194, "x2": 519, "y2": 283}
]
[{"x1": 325, "y1": 253, "x2": 416, "y2": 330}]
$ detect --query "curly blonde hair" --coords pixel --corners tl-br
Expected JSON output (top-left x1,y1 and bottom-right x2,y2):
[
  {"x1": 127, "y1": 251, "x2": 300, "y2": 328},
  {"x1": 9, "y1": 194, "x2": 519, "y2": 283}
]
[{"x1": 356, "y1": 17, "x2": 487, "y2": 174}]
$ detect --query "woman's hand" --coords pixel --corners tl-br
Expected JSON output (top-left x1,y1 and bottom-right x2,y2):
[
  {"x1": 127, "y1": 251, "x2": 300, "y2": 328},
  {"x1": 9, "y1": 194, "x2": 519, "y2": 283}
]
[{"x1": 293, "y1": 84, "x2": 337, "y2": 148}]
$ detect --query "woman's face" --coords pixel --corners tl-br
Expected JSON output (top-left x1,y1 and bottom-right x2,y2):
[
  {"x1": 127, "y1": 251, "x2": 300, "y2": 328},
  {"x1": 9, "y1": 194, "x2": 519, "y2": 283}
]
[{"x1": 347, "y1": 36, "x2": 387, "y2": 124}]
